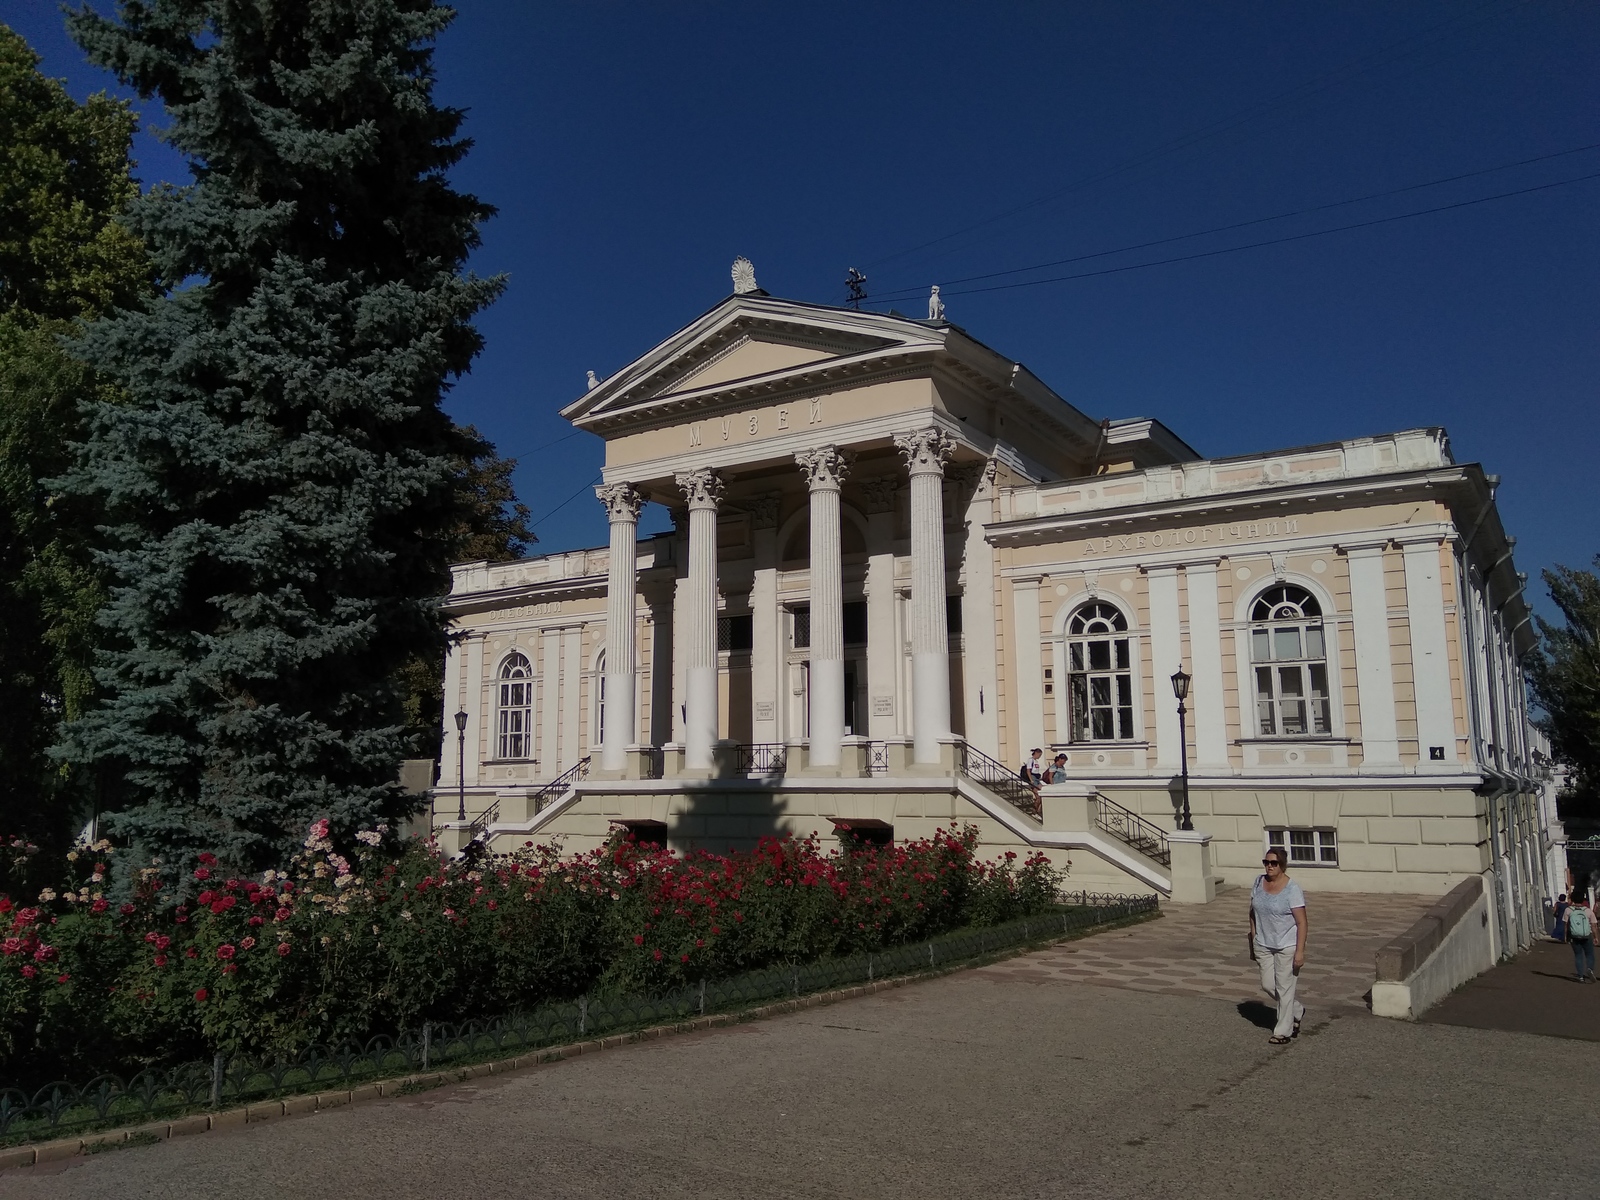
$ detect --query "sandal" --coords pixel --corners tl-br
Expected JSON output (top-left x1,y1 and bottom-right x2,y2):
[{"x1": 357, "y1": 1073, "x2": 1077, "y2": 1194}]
[
  {"x1": 1268, "y1": 1035, "x2": 1292, "y2": 1045},
  {"x1": 1293, "y1": 1019, "x2": 1301, "y2": 1038}
]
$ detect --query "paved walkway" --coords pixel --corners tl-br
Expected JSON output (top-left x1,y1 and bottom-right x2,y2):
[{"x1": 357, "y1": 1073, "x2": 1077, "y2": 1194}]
[
  {"x1": 1426, "y1": 938, "x2": 1600, "y2": 1041},
  {"x1": 978, "y1": 888, "x2": 1434, "y2": 1016},
  {"x1": 9, "y1": 888, "x2": 1586, "y2": 1199}
]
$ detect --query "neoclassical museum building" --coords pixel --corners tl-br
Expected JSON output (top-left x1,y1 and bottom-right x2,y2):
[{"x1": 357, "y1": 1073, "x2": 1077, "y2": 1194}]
[{"x1": 430, "y1": 265, "x2": 1556, "y2": 955}]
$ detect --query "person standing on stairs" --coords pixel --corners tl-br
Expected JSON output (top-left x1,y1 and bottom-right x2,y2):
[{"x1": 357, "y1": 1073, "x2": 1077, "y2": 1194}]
[{"x1": 1249, "y1": 847, "x2": 1307, "y2": 1045}]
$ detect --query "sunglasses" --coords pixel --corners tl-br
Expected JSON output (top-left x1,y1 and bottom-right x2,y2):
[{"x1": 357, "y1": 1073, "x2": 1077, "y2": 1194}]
[{"x1": 1262, "y1": 859, "x2": 1284, "y2": 868}]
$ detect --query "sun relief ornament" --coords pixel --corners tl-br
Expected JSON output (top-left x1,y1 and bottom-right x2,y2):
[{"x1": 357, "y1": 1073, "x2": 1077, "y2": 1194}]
[{"x1": 731, "y1": 257, "x2": 758, "y2": 294}]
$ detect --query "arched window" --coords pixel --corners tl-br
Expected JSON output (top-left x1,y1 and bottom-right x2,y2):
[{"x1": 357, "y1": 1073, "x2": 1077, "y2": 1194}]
[
  {"x1": 1066, "y1": 602, "x2": 1135, "y2": 741},
  {"x1": 1249, "y1": 585, "x2": 1330, "y2": 736},
  {"x1": 594, "y1": 650, "x2": 606, "y2": 747},
  {"x1": 497, "y1": 652, "x2": 534, "y2": 759}
]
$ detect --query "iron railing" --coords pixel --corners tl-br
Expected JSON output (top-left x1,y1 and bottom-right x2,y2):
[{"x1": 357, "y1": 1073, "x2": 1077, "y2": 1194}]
[
  {"x1": 467, "y1": 756, "x2": 591, "y2": 843},
  {"x1": 640, "y1": 747, "x2": 665, "y2": 780},
  {"x1": 731, "y1": 743, "x2": 787, "y2": 776},
  {"x1": 956, "y1": 742, "x2": 1042, "y2": 818},
  {"x1": 867, "y1": 741, "x2": 889, "y2": 775},
  {"x1": 1093, "y1": 793, "x2": 1172, "y2": 867},
  {"x1": 0, "y1": 895, "x2": 1157, "y2": 1146}
]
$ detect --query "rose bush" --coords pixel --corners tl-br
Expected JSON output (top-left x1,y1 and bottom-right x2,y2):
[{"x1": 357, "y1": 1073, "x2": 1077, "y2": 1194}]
[{"x1": 0, "y1": 823, "x2": 1062, "y2": 1086}]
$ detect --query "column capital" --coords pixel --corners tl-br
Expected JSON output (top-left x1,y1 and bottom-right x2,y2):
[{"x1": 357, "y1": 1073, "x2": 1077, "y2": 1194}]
[
  {"x1": 894, "y1": 428, "x2": 956, "y2": 477},
  {"x1": 746, "y1": 492, "x2": 781, "y2": 530},
  {"x1": 595, "y1": 481, "x2": 645, "y2": 523},
  {"x1": 795, "y1": 445, "x2": 851, "y2": 491},
  {"x1": 675, "y1": 467, "x2": 724, "y2": 511}
]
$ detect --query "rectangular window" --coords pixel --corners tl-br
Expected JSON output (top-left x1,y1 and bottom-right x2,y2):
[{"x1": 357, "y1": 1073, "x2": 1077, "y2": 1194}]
[
  {"x1": 946, "y1": 595, "x2": 963, "y2": 635},
  {"x1": 792, "y1": 606, "x2": 810, "y2": 649},
  {"x1": 1265, "y1": 827, "x2": 1338, "y2": 866},
  {"x1": 844, "y1": 601, "x2": 868, "y2": 646},
  {"x1": 717, "y1": 613, "x2": 753, "y2": 653}
]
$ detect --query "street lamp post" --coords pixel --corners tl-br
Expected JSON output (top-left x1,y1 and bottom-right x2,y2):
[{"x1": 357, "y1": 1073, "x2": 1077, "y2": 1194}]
[
  {"x1": 1170, "y1": 668, "x2": 1193, "y2": 832},
  {"x1": 454, "y1": 710, "x2": 469, "y2": 823}
]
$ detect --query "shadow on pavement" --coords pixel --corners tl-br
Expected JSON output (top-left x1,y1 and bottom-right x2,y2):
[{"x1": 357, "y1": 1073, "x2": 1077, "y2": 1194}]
[
  {"x1": 1236, "y1": 1000, "x2": 1276, "y2": 1029},
  {"x1": 1424, "y1": 941, "x2": 1600, "y2": 1041}
]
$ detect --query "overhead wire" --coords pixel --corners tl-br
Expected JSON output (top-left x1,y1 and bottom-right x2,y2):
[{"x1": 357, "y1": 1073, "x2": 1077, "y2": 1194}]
[
  {"x1": 861, "y1": 170, "x2": 1600, "y2": 303},
  {"x1": 859, "y1": 0, "x2": 1523, "y2": 275},
  {"x1": 865, "y1": 141, "x2": 1600, "y2": 304}
]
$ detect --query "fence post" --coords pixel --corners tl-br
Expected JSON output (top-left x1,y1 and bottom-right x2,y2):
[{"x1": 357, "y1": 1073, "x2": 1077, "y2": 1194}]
[
  {"x1": 209, "y1": 1053, "x2": 224, "y2": 1108},
  {"x1": 868, "y1": 954, "x2": 873, "y2": 983},
  {"x1": 792, "y1": 965, "x2": 799, "y2": 997},
  {"x1": 579, "y1": 995, "x2": 588, "y2": 1037},
  {"x1": 698, "y1": 979, "x2": 705, "y2": 1016},
  {"x1": 928, "y1": 941, "x2": 934, "y2": 969},
  {"x1": 421, "y1": 1022, "x2": 431, "y2": 1071}
]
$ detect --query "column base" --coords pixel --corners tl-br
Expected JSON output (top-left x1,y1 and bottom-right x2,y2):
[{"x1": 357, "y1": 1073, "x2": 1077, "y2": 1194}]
[
  {"x1": 1167, "y1": 829, "x2": 1219, "y2": 904},
  {"x1": 901, "y1": 735, "x2": 962, "y2": 776}
]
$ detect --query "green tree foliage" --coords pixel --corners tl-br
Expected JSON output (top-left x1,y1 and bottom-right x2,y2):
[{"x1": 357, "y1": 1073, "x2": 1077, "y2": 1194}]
[
  {"x1": 1528, "y1": 559, "x2": 1600, "y2": 819},
  {"x1": 0, "y1": 24, "x2": 151, "y2": 850},
  {"x1": 58, "y1": 1, "x2": 509, "y2": 872}
]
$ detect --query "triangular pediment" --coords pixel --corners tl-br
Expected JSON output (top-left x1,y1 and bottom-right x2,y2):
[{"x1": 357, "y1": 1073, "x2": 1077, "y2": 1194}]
[{"x1": 562, "y1": 294, "x2": 948, "y2": 431}]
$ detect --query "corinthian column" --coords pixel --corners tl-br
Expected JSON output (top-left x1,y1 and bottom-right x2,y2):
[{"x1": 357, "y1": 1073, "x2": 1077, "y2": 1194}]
[
  {"x1": 895, "y1": 428, "x2": 956, "y2": 764},
  {"x1": 796, "y1": 446, "x2": 850, "y2": 767},
  {"x1": 596, "y1": 482, "x2": 644, "y2": 771},
  {"x1": 676, "y1": 467, "x2": 724, "y2": 770}
]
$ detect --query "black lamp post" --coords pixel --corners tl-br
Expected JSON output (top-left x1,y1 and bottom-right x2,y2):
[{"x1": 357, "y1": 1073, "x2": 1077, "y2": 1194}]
[
  {"x1": 454, "y1": 710, "x2": 469, "y2": 823},
  {"x1": 1170, "y1": 667, "x2": 1193, "y2": 832}
]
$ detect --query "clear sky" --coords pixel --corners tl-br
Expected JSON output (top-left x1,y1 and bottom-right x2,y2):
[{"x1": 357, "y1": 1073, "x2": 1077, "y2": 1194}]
[{"x1": 9, "y1": 1, "x2": 1598, "y2": 617}]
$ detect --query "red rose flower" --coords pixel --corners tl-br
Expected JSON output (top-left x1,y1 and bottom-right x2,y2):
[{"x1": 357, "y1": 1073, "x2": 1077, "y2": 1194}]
[
  {"x1": 154, "y1": 954, "x2": 168, "y2": 967},
  {"x1": 652, "y1": 949, "x2": 662, "y2": 961},
  {"x1": 274, "y1": 907, "x2": 291, "y2": 922},
  {"x1": 90, "y1": 899, "x2": 109, "y2": 914},
  {"x1": 21, "y1": 965, "x2": 36, "y2": 978},
  {"x1": 120, "y1": 903, "x2": 136, "y2": 915},
  {"x1": 277, "y1": 943, "x2": 291, "y2": 956},
  {"x1": 155, "y1": 935, "x2": 171, "y2": 950},
  {"x1": 56, "y1": 973, "x2": 69, "y2": 983},
  {"x1": 216, "y1": 944, "x2": 235, "y2": 960},
  {"x1": 198, "y1": 853, "x2": 217, "y2": 866},
  {"x1": 194, "y1": 988, "x2": 208, "y2": 1002},
  {"x1": 633, "y1": 935, "x2": 644, "y2": 945},
  {"x1": 240, "y1": 936, "x2": 255, "y2": 950},
  {"x1": 222, "y1": 963, "x2": 237, "y2": 975},
  {"x1": 248, "y1": 915, "x2": 263, "y2": 927},
  {"x1": 185, "y1": 947, "x2": 197, "y2": 958},
  {"x1": 193, "y1": 867, "x2": 211, "y2": 881}
]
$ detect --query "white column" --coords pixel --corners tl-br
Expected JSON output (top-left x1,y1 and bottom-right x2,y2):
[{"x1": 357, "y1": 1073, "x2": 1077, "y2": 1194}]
[
  {"x1": 538, "y1": 628, "x2": 559, "y2": 779},
  {"x1": 1185, "y1": 562, "x2": 1229, "y2": 769},
  {"x1": 796, "y1": 447, "x2": 849, "y2": 767},
  {"x1": 1346, "y1": 544, "x2": 1400, "y2": 767},
  {"x1": 961, "y1": 461, "x2": 1002, "y2": 759},
  {"x1": 1011, "y1": 575, "x2": 1046, "y2": 762},
  {"x1": 862, "y1": 478, "x2": 899, "y2": 739},
  {"x1": 596, "y1": 483, "x2": 644, "y2": 770},
  {"x1": 895, "y1": 429, "x2": 955, "y2": 763},
  {"x1": 749, "y1": 496, "x2": 781, "y2": 744},
  {"x1": 676, "y1": 468, "x2": 723, "y2": 769},
  {"x1": 1402, "y1": 539, "x2": 1457, "y2": 764},
  {"x1": 463, "y1": 633, "x2": 485, "y2": 786},
  {"x1": 1146, "y1": 566, "x2": 1182, "y2": 769}
]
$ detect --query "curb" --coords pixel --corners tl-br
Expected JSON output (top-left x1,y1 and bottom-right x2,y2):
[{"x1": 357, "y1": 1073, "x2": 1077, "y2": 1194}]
[{"x1": 2, "y1": 909, "x2": 1158, "y2": 1168}]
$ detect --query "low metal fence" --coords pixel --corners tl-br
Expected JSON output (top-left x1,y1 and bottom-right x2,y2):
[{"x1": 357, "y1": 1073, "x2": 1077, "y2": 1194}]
[
  {"x1": 0, "y1": 894, "x2": 1157, "y2": 1145},
  {"x1": 731, "y1": 743, "x2": 786, "y2": 776}
]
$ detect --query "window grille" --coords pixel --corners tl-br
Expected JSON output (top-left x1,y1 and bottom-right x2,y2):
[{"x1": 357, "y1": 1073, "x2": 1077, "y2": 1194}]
[
  {"x1": 1066, "y1": 602, "x2": 1135, "y2": 741},
  {"x1": 1249, "y1": 585, "x2": 1331, "y2": 736},
  {"x1": 1266, "y1": 826, "x2": 1338, "y2": 866},
  {"x1": 497, "y1": 652, "x2": 534, "y2": 760}
]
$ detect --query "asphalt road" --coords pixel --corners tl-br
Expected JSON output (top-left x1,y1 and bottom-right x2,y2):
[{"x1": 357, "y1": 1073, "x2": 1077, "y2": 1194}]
[{"x1": 3, "y1": 966, "x2": 1593, "y2": 1200}]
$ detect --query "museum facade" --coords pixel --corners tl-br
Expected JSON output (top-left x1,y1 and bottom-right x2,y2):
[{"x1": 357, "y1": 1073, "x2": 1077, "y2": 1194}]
[{"x1": 431, "y1": 278, "x2": 1554, "y2": 954}]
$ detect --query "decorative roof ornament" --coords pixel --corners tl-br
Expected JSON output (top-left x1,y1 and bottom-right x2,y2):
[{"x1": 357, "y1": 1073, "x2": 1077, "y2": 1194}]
[
  {"x1": 928, "y1": 285, "x2": 945, "y2": 322},
  {"x1": 585, "y1": 370, "x2": 599, "y2": 391},
  {"x1": 731, "y1": 256, "x2": 758, "y2": 294}
]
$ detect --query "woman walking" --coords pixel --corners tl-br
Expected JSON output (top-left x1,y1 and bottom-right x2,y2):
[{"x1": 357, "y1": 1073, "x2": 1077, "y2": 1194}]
[
  {"x1": 1563, "y1": 890, "x2": 1596, "y2": 983},
  {"x1": 1249, "y1": 847, "x2": 1307, "y2": 1045}
]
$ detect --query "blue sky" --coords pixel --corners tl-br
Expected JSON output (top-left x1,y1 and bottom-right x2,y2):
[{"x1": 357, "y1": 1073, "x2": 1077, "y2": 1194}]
[{"x1": 9, "y1": 1, "x2": 1598, "y2": 616}]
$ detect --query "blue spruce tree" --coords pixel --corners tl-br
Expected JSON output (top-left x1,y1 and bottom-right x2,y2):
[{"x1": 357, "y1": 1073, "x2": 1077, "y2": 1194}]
[{"x1": 61, "y1": 1, "x2": 506, "y2": 870}]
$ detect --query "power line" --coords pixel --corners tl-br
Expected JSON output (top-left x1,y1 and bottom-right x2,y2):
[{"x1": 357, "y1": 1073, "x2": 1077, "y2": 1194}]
[
  {"x1": 529, "y1": 473, "x2": 603, "y2": 529},
  {"x1": 860, "y1": 0, "x2": 1521, "y2": 274},
  {"x1": 498, "y1": 429, "x2": 583, "y2": 461},
  {"x1": 864, "y1": 171, "x2": 1600, "y2": 303},
  {"x1": 868, "y1": 141, "x2": 1600, "y2": 304}
]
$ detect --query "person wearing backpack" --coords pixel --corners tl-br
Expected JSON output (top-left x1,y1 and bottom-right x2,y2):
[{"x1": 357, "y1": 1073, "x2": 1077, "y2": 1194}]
[{"x1": 1564, "y1": 891, "x2": 1596, "y2": 982}]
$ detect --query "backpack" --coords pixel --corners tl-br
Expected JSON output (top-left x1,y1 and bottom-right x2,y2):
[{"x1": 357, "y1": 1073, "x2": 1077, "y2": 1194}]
[{"x1": 1571, "y1": 907, "x2": 1592, "y2": 939}]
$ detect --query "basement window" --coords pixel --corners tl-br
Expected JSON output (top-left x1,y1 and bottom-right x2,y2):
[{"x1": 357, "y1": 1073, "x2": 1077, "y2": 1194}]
[
  {"x1": 829, "y1": 817, "x2": 893, "y2": 848},
  {"x1": 1265, "y1": 827, "x2": 1337, "y2": 867}
]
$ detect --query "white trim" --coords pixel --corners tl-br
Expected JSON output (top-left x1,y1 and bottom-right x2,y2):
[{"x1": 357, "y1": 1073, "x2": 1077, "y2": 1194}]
[
  {"x1": 1403, "y1": 541, "x2": 1458, "y2": 765},
  {"x1": 463, "y1": 634, "x2": 485, "y2": 787},
  {"x1": 1346, "y1": 546, "x2": 1400, "y2": 766},
  {"x1": 1146, "y1": 567, "x2": 1182, "y2": 768},
  {"x1": 1011, "y1": 576, "x2": 1046, "y2": 760},
  {"x1": 1049, "y1": 586, "x2": 1147, "y2": 747},
  {"x1": 1185, "y1": 563, "x2": 1229, "y2": 768}
]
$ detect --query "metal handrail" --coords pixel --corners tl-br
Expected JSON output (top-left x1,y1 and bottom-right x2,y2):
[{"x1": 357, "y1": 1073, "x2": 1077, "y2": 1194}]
[
  {"x1": 468, "y1": 756, "x2": 591, "y2": 843},
  {"x1": 732, "y1": 743, "x2": 787, "y2": 776},
  {"x1": 956, "y1": 742, "x2": 1042, "y2": 819},
  {"x1": 1093, "y1": 793, "x2": 1172, "y2": 867}
]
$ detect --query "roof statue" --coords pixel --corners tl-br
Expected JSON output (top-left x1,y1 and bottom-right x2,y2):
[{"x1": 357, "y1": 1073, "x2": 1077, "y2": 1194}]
[
  {"x1": 731, "y1": 256, "x2": 758, "y2": 295},
  {"x1": 586, "y1": 370, "x2": 599, "y2": 391},
  {"x1": 928, "y1": 285, "x2": 945, "y2": 322}
]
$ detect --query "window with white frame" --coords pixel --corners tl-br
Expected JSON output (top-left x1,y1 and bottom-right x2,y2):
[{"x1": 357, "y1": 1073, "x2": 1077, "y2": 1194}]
[
  {"x1": 496, "y1": 652, "x2": 534, "y2": 760},
  {"x1": 1266, "y1": 826, "x2": 1338, "y2": 866},
  {"x1": 1066, "y1": 602, "x2": 1136, "y2": 741},
  {"x1": 1249, "y1": 585, "x2": 1331, "y2": 737}
]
